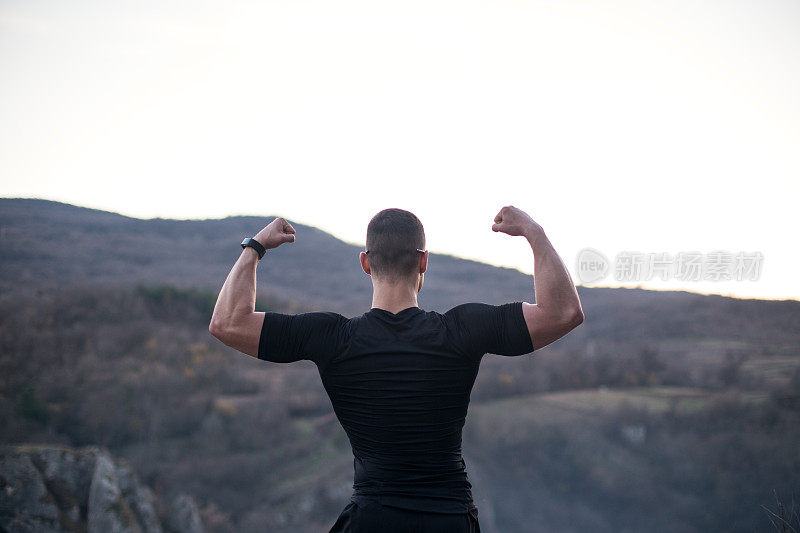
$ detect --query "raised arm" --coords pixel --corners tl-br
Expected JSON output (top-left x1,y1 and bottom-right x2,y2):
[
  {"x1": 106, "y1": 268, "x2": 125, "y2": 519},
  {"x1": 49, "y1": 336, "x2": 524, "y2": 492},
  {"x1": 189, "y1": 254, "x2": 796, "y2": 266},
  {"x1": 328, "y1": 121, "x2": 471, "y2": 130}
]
[
  {"x1": 209, "y1": 217, "x2": 296, "y2": 357},
  {"x1": 492, "y1": 205, "x2": 584, "y2": 350}
]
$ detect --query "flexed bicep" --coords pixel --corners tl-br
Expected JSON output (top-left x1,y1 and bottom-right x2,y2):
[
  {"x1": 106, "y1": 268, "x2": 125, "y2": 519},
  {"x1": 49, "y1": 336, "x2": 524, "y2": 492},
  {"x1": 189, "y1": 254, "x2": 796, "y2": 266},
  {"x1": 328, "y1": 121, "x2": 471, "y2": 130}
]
[
  {"x1": 521, "y1": 302, "x2": 583, "y2": 351},
  {"x1": 209, "y1": 311, "x2": 266, "y2": 358}
]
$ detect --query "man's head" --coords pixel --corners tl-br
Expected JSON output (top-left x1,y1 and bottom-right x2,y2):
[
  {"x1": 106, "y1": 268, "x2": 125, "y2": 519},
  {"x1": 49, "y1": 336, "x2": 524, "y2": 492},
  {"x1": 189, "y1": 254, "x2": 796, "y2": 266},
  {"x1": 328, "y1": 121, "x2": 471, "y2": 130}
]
[{"x1": 360, "y1": 208, "x2": 427, "y2": 287}]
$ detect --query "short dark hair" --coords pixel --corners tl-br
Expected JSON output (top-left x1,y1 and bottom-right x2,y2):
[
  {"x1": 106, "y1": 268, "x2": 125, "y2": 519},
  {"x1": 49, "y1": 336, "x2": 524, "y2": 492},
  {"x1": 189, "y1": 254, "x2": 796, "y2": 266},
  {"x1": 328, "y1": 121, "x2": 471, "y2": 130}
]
[{"x1": 366, "y1": 208, "x2": 426, "y2": 282}]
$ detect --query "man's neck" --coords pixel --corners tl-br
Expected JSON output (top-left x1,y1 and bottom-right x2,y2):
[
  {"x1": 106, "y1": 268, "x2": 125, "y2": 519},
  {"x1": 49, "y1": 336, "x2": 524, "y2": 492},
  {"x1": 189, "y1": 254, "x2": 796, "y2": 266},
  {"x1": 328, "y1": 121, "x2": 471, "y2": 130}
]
[{"x1": 371, "y1": 280, "x2": 419, "y2": 314}]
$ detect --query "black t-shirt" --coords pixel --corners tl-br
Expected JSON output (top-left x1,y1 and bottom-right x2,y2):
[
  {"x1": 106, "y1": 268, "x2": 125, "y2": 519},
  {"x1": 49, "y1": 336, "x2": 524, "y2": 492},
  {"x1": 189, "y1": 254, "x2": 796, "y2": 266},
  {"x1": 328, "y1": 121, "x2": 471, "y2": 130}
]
[{"x1": 258, "y1": 302, "x2": 534, "y2": 514}]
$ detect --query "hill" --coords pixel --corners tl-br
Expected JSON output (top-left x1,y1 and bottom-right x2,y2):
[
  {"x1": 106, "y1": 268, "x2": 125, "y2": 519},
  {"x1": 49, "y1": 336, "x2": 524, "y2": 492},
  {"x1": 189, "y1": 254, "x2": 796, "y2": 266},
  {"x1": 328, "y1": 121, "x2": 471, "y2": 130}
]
[
  {"x1": 2, "y1": 198, "x2": 799, "y2": 344},
  {"x1": 1, "y1": 198, "x2": 799, "y2": 532}
]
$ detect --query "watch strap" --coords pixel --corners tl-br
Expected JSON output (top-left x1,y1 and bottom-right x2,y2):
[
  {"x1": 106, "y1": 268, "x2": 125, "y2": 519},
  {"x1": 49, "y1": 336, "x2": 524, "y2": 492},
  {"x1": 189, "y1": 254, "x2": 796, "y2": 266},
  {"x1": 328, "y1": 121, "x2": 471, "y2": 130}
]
[{"x1": 241, "y1": 237, "x2": 267, "y2": 260}]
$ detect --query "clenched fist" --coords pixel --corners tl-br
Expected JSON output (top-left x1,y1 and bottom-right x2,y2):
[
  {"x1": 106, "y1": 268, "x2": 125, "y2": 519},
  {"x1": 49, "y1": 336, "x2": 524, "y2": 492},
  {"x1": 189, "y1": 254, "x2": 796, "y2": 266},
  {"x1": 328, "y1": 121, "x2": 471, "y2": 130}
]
[
  {"x1": 254, "y1": 217, "x2": 296, "y2": 249},
  {"x1": 492, "y1": 205, "x2": 544, "y2": 240}
]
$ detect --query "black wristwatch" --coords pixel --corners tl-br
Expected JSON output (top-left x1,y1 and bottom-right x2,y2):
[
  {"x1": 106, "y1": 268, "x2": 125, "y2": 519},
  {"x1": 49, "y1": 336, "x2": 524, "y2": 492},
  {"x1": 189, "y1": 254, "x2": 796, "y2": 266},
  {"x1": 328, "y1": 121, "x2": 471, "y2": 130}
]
[{"x1": 241, "y1": 237, "x2": 267, "y2": 260}]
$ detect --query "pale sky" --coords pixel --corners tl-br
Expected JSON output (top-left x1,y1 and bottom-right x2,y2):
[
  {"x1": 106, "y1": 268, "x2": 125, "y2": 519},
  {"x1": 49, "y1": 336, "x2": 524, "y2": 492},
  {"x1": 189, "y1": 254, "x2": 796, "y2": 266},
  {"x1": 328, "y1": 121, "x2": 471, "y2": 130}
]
[{"x1": 2, "y1": 0, "x2": 798, "y2": 300}]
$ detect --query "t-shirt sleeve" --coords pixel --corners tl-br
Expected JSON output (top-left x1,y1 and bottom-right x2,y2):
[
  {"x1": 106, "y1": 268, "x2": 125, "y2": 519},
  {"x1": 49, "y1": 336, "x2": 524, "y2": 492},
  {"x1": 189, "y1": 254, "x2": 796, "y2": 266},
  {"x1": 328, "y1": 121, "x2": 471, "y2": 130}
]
[
  {"x1": 444, "y1": 302, "x2": 534, "y2": 363},
  {"x1": 258, "y1": 311, "x2": 348, "y2": 369}
]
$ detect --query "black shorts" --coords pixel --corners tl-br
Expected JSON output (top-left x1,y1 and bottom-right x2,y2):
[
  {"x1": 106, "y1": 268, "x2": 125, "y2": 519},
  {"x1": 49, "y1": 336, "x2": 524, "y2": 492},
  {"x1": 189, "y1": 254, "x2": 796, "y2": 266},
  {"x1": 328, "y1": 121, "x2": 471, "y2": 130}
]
[{"x1": 329, "y1": 499, "x2": 481, "y2": 533}]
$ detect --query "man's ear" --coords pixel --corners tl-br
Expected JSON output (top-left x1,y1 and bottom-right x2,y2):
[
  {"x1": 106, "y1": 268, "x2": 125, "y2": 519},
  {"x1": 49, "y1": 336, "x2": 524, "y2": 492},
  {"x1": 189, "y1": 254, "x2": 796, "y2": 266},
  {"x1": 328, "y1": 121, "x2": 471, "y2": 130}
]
[
  {"x1": 360, "y1": 251, "x2": 371, "y2": 276},
  {"x1": 419, "y1": 251, "x2": 428, "y2": 274}
]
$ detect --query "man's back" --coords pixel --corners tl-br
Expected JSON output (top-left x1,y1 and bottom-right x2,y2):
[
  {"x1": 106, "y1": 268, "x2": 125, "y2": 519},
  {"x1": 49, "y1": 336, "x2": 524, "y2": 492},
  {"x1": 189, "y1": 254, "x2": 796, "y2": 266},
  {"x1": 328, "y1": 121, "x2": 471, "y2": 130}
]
[
  {"x1": 210, "y1": 206, "x2": 584, "y2": 531},
  {"x1": 257, "y1": 301, "x2": 534, "y2": 514}
]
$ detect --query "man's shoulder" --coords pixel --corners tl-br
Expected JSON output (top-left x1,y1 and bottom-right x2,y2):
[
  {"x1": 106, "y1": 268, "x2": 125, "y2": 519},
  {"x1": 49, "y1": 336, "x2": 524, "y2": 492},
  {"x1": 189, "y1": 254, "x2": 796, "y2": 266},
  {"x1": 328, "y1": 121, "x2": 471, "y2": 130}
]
[
  {"x1": 440, "y1": 302, "x2": 525, "y2": 326},
  {"x1": 277, "y1": 310, "x2": 354, "y2": 332},
  {"x1": 291, "y1": 310, "x2": 349, "y2": 320},
  {"x1": 442, "y1": 302, "x2": 500, "y2": 316}
]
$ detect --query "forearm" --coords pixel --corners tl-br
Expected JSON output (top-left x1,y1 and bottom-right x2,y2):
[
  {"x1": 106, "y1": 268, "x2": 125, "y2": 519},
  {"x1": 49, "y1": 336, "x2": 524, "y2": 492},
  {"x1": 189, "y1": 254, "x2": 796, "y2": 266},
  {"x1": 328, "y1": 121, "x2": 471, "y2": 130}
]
[
  {"x1": 525, "y1": 229, "x2": 583, "y2": 321},
  {"x1": 210, "y1": 247, "x2": 260, "y2": 329}
]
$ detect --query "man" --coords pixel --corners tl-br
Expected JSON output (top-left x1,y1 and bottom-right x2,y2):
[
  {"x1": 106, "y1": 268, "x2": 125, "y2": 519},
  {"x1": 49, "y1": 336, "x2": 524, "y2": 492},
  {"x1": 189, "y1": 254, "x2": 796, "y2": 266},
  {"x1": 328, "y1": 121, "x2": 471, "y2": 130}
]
[{"x1": 209, "y1": 206, "x2": 584, "y2": 532}]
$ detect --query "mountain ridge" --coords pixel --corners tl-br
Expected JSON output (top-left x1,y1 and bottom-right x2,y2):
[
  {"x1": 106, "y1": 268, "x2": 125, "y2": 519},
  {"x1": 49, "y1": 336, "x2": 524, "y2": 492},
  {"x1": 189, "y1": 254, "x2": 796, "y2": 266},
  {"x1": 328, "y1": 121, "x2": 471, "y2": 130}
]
[
  {"x1": 2, "y1": 197, "x2": 799, "y2": 349},
  {"x1": 2, "y1": 197, "x2": 799, "y2": 532}
]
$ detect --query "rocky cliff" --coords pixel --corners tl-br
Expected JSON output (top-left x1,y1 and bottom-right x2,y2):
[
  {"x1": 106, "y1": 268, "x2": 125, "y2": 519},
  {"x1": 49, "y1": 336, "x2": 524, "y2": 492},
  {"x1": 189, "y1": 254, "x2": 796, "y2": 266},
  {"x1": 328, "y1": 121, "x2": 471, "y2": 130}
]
[{"x1": 0, "y1": 445, "x2": 204, "y2": 533}]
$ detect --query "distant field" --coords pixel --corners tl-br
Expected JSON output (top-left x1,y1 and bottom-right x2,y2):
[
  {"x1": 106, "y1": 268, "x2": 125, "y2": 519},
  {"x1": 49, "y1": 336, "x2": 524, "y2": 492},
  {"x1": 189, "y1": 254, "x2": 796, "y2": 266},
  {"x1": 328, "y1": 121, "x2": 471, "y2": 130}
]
[
  {"x1": 741, "y1": 355, "x2": 800, "y2": 387},
  {"x1": 470, "y1": 385, "x2": 773, "y2": 425}
]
